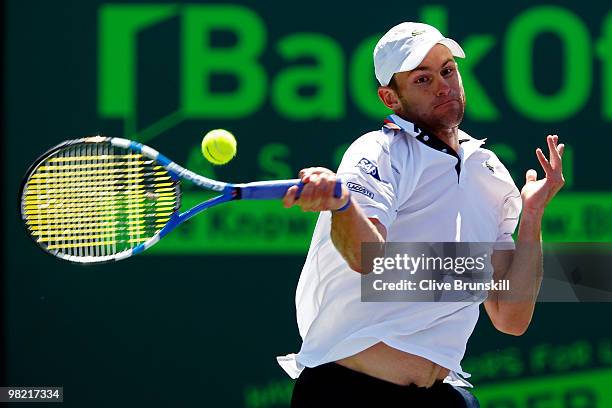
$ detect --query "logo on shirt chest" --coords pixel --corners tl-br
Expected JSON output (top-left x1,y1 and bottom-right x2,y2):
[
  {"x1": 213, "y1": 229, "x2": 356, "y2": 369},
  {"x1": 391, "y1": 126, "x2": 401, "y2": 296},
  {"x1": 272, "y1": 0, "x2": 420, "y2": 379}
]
[
  {"x1": 356, "y1": 158, "x2": 381, "y2": 181},
  {"x1": 483, "y1": 160, "x2": 495, "y2": 174}
]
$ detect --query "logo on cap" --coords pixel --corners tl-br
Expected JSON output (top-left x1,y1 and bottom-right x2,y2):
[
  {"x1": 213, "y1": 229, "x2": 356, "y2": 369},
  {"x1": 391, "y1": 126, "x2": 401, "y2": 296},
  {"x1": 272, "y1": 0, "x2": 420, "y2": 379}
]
[{"x1": 411, "y1": 29, "x2": 426, "y2": 37}]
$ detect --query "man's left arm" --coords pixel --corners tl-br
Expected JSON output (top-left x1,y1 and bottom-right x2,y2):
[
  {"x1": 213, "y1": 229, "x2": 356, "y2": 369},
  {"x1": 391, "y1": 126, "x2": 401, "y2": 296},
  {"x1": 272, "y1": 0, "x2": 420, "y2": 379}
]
[{"x1": 484, "y1": 135, "x2": 565, "y2": 336}]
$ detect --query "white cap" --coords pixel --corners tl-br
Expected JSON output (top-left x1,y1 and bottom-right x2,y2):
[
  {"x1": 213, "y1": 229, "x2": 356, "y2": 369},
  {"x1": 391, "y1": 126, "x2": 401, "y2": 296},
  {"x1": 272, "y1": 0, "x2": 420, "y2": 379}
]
[{"x1": 373, "y1": 22, "x2": 465, "y2": 86}]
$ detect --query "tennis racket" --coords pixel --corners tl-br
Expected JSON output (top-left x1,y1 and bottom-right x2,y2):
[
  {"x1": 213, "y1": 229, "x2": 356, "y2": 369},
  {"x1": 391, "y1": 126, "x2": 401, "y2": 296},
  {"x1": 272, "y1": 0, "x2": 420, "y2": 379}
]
[{"x1": 20, "y1": 136, "x2": 342, "y2": 264}]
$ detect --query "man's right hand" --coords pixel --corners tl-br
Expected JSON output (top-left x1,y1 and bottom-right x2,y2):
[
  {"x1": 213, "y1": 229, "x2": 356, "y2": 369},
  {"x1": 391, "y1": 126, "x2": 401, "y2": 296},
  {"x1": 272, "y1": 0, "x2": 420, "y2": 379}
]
[{"x1": 282, "y1": 167, "x2": 350, "y2": 212}]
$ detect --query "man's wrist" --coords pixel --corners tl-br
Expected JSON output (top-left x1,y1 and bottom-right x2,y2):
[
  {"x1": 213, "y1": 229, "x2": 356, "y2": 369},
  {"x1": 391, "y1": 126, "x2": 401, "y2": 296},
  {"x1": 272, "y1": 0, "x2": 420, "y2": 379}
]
[
  {"x1": 521, "y1": 206, "x2": 545, "y2": 218},
  {"x1": 333, "y1": 194, "x2": 352, "y2": 213}
]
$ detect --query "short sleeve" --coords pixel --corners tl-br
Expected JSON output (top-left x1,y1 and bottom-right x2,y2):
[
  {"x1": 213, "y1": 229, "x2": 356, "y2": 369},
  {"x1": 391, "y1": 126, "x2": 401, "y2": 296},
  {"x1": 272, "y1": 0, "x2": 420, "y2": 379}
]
[
  {"x1": 494, "y1": 190, "x2": 522, "y2": 250},
  {"x1": 336, "y1": 132, "x2": 399, "y2": 230}
]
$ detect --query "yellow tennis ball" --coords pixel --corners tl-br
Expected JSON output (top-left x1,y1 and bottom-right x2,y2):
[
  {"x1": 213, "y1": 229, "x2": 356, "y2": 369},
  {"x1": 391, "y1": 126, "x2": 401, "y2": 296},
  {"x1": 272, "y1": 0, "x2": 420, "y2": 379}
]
[{"x1": 201, "y1": 129, "x2": 237, "y2": 165}]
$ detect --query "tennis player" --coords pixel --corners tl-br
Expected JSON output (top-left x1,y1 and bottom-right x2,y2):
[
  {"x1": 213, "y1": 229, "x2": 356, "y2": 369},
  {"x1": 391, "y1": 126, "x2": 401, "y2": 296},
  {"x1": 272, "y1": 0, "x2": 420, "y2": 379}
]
[{"x1": 279, "y1": 22, "x2": 565, "y2": 407}]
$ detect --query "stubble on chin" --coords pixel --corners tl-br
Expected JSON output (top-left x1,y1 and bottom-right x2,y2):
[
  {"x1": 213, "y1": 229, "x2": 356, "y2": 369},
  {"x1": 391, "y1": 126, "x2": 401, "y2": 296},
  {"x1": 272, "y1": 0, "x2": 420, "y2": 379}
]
[
  {"x1": 411, "y1": 109, "x2": 464, "y2": 135},
  {"x1": 396, "y1": 97, "x2": 465, "y2": 132},
  {"x1": 441, "y1": 108, "x2": 464, "y2": 128}
]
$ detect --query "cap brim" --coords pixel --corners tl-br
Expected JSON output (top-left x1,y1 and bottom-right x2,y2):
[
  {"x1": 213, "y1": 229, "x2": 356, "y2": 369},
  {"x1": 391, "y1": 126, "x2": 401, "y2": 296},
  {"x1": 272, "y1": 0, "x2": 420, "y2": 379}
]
[{"x1": 396, "y1": 38, "x2": 465, "y2": 75}]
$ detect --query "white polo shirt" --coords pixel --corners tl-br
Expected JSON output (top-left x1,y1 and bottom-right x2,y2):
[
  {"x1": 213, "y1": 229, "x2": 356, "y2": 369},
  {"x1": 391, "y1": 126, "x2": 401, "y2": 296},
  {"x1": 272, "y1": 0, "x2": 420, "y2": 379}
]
[{"x1": 277, "y1": 114, "x2": 521, "y2": 386}]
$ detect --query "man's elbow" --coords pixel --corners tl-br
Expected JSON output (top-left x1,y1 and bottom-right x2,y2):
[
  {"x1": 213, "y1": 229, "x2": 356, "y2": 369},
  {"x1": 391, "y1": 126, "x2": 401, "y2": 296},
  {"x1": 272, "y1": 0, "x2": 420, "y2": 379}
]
[
  {"x1": 347, "y1": 260, "x2": 365, "y2": 274},
  {"x1": 498, "y1": 324, "x2": 529, "y2": 337},
  {"x1": 493, "y1": 318, "x2": 531, "y2": 336}
]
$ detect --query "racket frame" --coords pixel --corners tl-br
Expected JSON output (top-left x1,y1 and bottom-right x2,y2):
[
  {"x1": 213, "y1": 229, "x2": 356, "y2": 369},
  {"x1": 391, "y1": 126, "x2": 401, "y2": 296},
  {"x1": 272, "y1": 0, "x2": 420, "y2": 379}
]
[{"x1": 20, "y1": 136, "x2": 335, "y2": 264}]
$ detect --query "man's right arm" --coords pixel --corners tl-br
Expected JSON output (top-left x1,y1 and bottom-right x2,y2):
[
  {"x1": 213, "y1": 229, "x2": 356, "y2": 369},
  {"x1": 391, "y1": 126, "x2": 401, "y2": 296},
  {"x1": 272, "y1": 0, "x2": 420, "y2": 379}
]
[
  {"x1": 282, "y1": 167, "x2": 387, "y2": 274},
  {"x1": 331, "y1": 205, "x2": 386, "y2": 273}
]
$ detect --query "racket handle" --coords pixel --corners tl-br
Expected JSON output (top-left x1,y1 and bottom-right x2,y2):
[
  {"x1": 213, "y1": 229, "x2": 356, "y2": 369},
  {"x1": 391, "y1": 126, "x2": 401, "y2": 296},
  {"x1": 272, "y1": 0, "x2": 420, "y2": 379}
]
[
  {"x1": 238, "y1": 178, "x2": 343, "y2": 200},
  {"x1": 293, "y1": 179, "x2": 343, "y2": 200},
  {"x1": 238, "y1": 179, "x2": 302, "y2": 200}
]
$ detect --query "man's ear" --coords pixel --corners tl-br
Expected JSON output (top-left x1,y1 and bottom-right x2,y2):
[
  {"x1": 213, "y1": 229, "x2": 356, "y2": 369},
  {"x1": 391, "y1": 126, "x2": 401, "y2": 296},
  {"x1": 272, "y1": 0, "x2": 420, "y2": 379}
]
[{"x1": 377, "y1": 86, "x2": 402, "y2": 111}]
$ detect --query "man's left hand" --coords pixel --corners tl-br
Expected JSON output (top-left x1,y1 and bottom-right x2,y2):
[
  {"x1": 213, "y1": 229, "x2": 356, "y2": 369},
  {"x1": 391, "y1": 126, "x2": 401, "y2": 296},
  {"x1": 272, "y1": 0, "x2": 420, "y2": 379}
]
[{"x1": 521, "y1": 134, "x2": 565, "y2": 213}]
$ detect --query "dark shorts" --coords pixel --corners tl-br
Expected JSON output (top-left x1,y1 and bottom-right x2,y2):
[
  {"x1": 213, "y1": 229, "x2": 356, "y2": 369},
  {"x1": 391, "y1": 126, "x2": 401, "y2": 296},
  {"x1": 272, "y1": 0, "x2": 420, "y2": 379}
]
[{"x1": 291, "y1": 362, "x2": 480, "y2": 408}]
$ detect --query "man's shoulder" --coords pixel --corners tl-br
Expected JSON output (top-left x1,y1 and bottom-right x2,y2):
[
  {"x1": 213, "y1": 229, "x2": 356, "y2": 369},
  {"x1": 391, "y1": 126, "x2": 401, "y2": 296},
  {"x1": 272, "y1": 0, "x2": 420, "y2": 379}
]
[
  {"x1": 468, "y1": 143, "x2": 517, "y2": 186},
  {"x1": 470, "y1": 143, "x2": 506, "y2": 164},
  {"x1": 347, "y1": 127, "x2": 408, "y2": 155},
  {"x1": 459, "y1": 131, "x2": 500, "y2": 160},
  {"x1": 474, "y1": 146, "x2": 499, "y2": 159}
]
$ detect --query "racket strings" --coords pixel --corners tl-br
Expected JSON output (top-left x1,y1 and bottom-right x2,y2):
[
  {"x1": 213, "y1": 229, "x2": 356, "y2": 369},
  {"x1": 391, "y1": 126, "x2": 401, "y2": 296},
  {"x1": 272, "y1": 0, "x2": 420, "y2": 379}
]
[{"x1": 22, "y1": 142, "x2": 179, "y2": 258}]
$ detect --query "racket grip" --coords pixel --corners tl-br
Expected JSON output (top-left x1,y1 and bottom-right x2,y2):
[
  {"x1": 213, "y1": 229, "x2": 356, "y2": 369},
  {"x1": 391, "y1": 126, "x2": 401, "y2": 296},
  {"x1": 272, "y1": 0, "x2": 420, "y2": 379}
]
[
  {"x1": 294, "y1": 179, "x2": 343, "y2": 199},
  {"x1": 291, "y1": 179, "x2": 343, "y2": 200},
  {"x1": 238, "y1": 179, "x2": 303, "y2": 200},
  {"x1": 238, "y1": 178, "x2": 343, "y2": 200}
]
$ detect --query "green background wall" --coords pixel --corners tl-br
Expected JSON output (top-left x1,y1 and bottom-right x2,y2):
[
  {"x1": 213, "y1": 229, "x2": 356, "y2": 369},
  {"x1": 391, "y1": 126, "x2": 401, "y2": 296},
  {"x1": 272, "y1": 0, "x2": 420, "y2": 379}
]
[{"x1": 4, "y1": 0, "x2": 612, "y2": 406}]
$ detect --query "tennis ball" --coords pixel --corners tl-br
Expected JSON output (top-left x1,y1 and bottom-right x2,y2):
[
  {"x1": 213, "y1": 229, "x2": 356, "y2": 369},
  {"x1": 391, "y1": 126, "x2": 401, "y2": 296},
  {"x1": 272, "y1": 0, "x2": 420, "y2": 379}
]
[{"x1": 201, "y1": 129, "x2": 237, "y2": 165}]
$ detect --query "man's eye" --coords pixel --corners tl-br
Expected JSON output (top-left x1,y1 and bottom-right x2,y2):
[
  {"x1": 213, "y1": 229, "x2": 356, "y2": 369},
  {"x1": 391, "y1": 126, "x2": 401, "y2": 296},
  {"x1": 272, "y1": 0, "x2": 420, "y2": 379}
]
[
  {"x1": 442, "y1": 68, "x2": 454, "y2": 76},
  {"x1": 415, "y1": 76, "x2": 429, "y2": 84}
]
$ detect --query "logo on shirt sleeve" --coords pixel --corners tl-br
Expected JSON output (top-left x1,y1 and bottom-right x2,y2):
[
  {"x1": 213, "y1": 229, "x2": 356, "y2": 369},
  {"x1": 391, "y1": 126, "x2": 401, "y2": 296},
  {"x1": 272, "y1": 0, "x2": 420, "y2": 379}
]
[
  {"x1": 346, "y1": 182, "x2": 375, "y2": 199},
  {"x1": 356, "y1": 158, "x2": 381, "y2": 181}
]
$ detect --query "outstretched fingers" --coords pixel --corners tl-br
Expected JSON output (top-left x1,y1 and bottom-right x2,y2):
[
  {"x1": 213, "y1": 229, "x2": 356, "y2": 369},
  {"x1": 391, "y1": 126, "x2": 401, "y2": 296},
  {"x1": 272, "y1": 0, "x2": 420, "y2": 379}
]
[
  {"x1": 525, "y1": 169, "x2": 538, "y2": 184},
  {"x1": 547, "y1": 134, "x2": 563, "y2": 170},
  {"x1": 557, "y1": 143, "x2": 565, "y2": 158},
  {"x1": 535, "y1": 148, "x2": 551, "y2": 175}
]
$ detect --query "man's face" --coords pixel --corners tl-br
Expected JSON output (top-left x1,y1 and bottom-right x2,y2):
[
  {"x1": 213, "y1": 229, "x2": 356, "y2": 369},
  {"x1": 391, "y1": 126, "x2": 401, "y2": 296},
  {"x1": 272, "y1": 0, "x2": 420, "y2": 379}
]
[{"x1": 389, "y1": 44, "x2": 465, "y2": 131}]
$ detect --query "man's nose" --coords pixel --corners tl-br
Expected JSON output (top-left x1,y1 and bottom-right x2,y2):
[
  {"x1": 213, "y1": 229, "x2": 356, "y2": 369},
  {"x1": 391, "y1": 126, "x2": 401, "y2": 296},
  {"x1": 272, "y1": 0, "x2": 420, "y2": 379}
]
[{"x1": 436, "y1": 77, "x2": 451, "y2": 97}]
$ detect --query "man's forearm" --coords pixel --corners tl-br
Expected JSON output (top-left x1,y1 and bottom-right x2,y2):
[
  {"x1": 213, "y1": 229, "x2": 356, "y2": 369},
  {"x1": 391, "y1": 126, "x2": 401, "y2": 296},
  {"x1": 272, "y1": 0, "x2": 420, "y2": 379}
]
[
  {"x1": 496, "y1": 208, "x2": 544, "y2": 333},
  {"x1": 331, "y1": 198, "x2": 385, "y2": 273},
  {"x1": 513, "y1": 208, "x2": 544, "y2": 298}
]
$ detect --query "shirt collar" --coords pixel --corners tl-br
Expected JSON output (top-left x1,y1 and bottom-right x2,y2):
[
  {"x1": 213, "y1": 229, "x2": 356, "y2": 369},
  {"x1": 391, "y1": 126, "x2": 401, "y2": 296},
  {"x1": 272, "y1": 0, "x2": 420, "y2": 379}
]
[
  {"x1": 384, "y1": 114, "x2": 421, "y2": 137},
  {"x1": 384, "y1": 114, "x2": 486, "y2": 160}
]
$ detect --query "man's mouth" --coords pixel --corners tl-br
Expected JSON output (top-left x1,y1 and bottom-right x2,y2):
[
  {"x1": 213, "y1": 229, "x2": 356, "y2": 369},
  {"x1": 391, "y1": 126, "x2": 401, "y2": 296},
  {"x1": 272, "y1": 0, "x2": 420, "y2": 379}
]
[{"x1": 434, "y1": 100, "x2": 459, "y2": 109}]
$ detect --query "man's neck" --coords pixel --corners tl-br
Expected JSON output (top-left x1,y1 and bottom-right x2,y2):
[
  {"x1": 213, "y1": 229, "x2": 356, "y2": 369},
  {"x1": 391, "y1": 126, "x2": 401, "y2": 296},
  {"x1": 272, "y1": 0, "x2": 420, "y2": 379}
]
[
  {"x1": 394, "y1": 114, "x2": 460, "y2": 152},
  {"x1": 428, "y1": 126, "x2": 460, "y2": 152}
]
